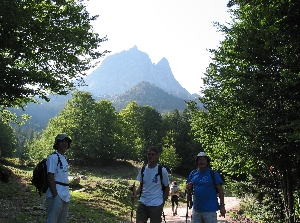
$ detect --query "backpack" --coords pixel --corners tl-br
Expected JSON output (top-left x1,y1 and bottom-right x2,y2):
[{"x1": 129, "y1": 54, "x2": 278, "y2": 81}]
[
  {"x1": 170, "y1": 184, "x2": 178, "y2": 196},
  {"x1": 140, "y1": 164, "x2": 166, "y2": 197},
  {"x1": 31, "y1": 152, "x2": 62, "y2": 197}
]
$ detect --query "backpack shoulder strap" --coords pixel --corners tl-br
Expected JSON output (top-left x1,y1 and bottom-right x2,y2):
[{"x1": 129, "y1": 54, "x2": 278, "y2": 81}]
[
  {"x1": 141, "y1": 165, "x2": 146, "y2": 179},
  {"x1": 53, "y1": 152, "x2": 62, "y2": 167},
  {"x1": 210, "y1": 169, "x2": 215, "y2": 185},
  {"x1": 139, "y1": 165, "x2": 146, "y2": 197},
  {"x1": 158, "y1": 164, "x2": 163, "y2": 185},
  {"x1": 210, "y1": 169, "x2": 218, "y2": 192},
  {"x1": 158, "y1": 164, "x2": 165, "y2": 194}
]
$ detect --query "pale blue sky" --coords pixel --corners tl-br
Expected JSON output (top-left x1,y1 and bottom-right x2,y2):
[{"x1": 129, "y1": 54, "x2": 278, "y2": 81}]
[{"x1": 85, "y1": 0, "x2": 232, "y2": 94}]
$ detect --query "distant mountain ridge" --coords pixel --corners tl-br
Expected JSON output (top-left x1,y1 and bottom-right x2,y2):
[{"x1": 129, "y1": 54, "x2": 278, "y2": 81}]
[
  {"x1": 81, "y1": 46, "x2": 193, "y2": 100},
  {"x1": 112, "y1": 81, "x2": 188, "y2": 112}
]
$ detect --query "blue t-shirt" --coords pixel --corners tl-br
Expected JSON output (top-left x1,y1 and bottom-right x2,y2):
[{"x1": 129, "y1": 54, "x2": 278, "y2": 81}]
[{"x1": 186, "y1": 168, "x2": 223, "y2": 212}]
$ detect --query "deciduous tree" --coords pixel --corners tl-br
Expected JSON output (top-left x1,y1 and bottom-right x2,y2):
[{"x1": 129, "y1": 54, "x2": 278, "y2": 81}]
[
  {"x1": 0, "y1": 0, "x2": 108, "y2": 108},
  {"x1": 189, "y1": 1, "x2": 300, "y2": 222}
]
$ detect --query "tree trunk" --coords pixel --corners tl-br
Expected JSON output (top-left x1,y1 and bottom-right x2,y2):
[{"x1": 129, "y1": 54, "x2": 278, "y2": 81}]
[{"x1": 282, "y1": 168, "x2": 294, "y2": 223}]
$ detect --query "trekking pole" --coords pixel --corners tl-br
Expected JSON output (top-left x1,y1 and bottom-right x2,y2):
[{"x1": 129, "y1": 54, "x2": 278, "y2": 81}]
[
  {"x1": 186, "y1": 190, "x2": 189, "y2": 223},
  {"x1": 129, "y1": 182, "x2": 136, "y2": 223},
  {"x1": 162, "y1": 210, "x2": 166, "y2": 223}
]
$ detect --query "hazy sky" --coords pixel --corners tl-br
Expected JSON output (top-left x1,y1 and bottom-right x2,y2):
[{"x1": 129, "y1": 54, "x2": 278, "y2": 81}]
[{"x1": 85, "y1": 0, "x2": 232, "y2": 94}]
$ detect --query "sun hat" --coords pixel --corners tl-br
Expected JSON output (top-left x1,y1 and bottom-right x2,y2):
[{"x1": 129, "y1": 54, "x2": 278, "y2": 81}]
[
  {"x1": 195, "y1": 151, "x2": 211, "y2": 165},
  {"x1": 53, "y1": 134, "x2": 72, "y2": 149}
]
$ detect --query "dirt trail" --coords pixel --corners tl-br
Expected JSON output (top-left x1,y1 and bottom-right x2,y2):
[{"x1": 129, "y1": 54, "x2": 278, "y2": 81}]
[{"x1": 161, "y1": 197, "x2": 241, "y2": 223}]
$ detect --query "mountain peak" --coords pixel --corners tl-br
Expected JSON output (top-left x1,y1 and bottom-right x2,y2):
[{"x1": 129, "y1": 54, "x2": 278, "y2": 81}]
[
  {"x1": 82, "y1": 46, "x2": 192, "y2": 99},
  {"x1": 129, "y1": 45, "x2": 139, "y2": 51}
]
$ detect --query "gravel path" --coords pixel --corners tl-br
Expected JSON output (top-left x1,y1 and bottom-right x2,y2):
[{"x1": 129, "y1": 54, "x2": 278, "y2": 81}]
[{"x1": 161, "y1": 197, "x2": 241, "y2": 223}]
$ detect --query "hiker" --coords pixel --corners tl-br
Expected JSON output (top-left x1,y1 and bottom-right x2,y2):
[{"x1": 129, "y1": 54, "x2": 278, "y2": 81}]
[
  {"x1": 186, "y1": 152, "x2": 226, "y2": 223},
  {"x1": 170, "y1": 181, "x2": 179, "y2": 216},
  {"x1": 132, "y1": 146, "x2": 170, "y2": 223},
  {"x1": 46, "y1": 134, "x2": 72, "y2": 223}
]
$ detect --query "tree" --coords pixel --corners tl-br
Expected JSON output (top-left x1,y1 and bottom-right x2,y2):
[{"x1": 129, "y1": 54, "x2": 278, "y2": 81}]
[
  {"x1": 91, "y1": 99, "x2": 120, "y2": 165},
  {"x1": 0, "y1": 120, "x2": 17, "y2": 157},
  {"x1": 189, "y1": 1, "x2": 300, "y2": 222},
  {"x1": 159, "y1": 141, "x2": 181, "y2": 172},
  {"x1": 162, "y1": 109, "x2": 200, "y2": 175},
  {"x1": 0, "y1": 0, "x2": 108, "y2": 109},
  {"x1": 118, "y1": 102, "x2": 163, "y2": 162},
  {"x1": 56, "y1": 91, "x2": 97, "y2": 164}
]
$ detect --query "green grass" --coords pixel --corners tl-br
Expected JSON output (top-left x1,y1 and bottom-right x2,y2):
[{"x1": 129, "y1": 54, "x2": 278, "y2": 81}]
[{"x1": 0, "y1": 158, "x2": 188, "y2": 223}]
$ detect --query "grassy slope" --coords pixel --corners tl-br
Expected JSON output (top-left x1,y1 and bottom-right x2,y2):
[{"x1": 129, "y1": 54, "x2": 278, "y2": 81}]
[{"x1": 0, "y1": 158, "x2": 187, "y2": 223}]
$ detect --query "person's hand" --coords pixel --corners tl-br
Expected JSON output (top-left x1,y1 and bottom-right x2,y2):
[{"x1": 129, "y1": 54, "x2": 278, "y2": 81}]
[
  {"x1": 219, "y1": 206, "x2": 226, "y2": 217},
  {"x1": 186, "y1": 182, "x2": 193, "y2": 193},
  {"x1": 131, "y1": 193, "x2": 137, "y2": 201}
]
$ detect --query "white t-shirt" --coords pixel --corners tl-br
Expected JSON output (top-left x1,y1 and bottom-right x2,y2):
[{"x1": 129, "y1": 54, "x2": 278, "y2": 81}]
[
  {"x1": 46, "y1": 152, "x2": 70, "y2": 202},
  {"x1": 170, "y1": 184, "x2": 179, "y2": 196},
  {"x1": 137, "y1": 164, "x2": 169, "y2": 206}
]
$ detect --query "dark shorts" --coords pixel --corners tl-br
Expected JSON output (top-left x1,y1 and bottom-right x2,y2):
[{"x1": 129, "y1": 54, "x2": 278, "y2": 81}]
[
  {"x1": 136, "y1": 202, "x2": 163, "y2": 223},
  {"x1": 171, "y1": 195, "x2": 178, "y2": 207}
]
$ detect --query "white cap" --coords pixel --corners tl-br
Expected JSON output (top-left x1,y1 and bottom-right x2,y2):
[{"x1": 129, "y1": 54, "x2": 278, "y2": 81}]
[{"x1": 197, "y1": 152, "x2": 208, "y2": 157}]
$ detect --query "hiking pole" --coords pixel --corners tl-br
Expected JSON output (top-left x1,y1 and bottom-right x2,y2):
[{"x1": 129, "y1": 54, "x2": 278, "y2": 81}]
[
  {"x1": 186, "y1": 190, "x2": 189, "y2": 223},
  {"x1": 162, "y1": 210, "x2": 166, "y2": 223},
  {"x1": 129, "y1": 182, "x2": 136, "y2": 223}
]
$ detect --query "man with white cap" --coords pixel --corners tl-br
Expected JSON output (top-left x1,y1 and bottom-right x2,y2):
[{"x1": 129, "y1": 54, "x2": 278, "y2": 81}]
[
  {"x1": 46, "y1": 134, "x2": 72, "y2": 223},
  {"x1": 186, "y1": 152, "x2": 226, "y2": 223}
]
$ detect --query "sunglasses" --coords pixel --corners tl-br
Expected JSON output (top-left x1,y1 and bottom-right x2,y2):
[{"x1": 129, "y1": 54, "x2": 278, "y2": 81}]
[{"x1": 147, "y1": 153, "x2": 156, "y2": 156}]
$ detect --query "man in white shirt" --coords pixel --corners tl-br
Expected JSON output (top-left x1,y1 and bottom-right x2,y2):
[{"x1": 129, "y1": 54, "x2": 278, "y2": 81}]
[
  {"x1": 46, "y1": 134, "x2": 72, "y2": 223},
  {"x1": 133, "y1": 146, "x2": 170, "y2": 223}
]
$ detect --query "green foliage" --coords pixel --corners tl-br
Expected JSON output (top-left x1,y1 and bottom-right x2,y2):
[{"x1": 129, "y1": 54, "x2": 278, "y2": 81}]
[
  {"x1": 188, "y1": 0, "x2": 300, "y2": 222},
  {"x1": 162, "y1": 109, "x2": 200, "y2": 175},
  {"x1": 113, "y1": 81, "x2": 188, "y2": 112},
  {"x1": 159, "y1": 144, "x2": 182, "y2": 170},
  {"x1": 17, "y1": 91, "x2": 200, "y2": 178},
  {"x1": 0, "y1": 0, "x2": 108, "y2": 109},
  {"x1": 0, "y1": 120, "x2": 17, "y2": 157},
  {"x1": 119, "y1": 101, "x2": 164, "y2": 161},
  {"x1": 26, "y1": 91, "x2": 121, "y2": 165}
]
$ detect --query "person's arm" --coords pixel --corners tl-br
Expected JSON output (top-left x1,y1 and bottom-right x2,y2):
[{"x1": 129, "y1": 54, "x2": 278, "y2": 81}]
[
  {"x1": 133, "y1": 182, "x2": 142, "y2": 198},
  {"x1": 216, "y1": 184, "x2": 226, "y2": 217},
  {"x1": 186, "y1": 182, "x2": 193, "y2": 194},
  {"x1": 163, "y1": 185, "x2": 170, "y2": 204},
  {"x1": 47, "y1": 173, "x2": 58, "y2": 197}
]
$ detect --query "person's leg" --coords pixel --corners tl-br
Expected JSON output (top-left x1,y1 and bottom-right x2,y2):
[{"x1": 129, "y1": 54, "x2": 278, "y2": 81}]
[
  {"x1": 57, "y1": 201, "x2": 70, "y2": 223},
  {"x1": 136, "y1": 202, "x2": 148, "y2": 223},
  {"x1": 46, "y1": 196, "x2": 64, "y2": 223},
  {"x1": 174, "y1": 205, "x2": 178, "y2": 215},
  {"x1": 148, "y1": 205, "x2": 163, "y2": 223},
  {"x1": 201, "y1": 212, "x2": 217, "y2": 223},
  {"x1": 171, "y1": 196, "x2": 175, "y2": 215},
  {"x1": 46, "y1": 197, "x2": 55, "y2": 222},
  {"x1": 174, "y1": 196, "x2": 179, "y2": 215}
]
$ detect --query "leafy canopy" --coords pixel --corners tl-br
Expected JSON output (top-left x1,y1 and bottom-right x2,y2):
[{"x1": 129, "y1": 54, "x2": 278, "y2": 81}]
[{"x1": 0, "y1": 0, "x2": 108, "y2": 109}]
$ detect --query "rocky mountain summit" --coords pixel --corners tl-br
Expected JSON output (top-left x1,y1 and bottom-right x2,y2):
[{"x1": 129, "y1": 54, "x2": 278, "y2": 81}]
[{"x1": 81, "y1": 46, "x2": 193, "y2": 100}]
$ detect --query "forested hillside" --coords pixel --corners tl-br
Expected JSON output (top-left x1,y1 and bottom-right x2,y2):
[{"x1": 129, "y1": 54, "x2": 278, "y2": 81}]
[{"x1": 112, "y1": 81, "x2": 190, "y2": 112}]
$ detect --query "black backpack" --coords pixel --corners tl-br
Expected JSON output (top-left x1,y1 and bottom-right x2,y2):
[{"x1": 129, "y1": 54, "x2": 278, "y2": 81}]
[
  {"x1": 31, "y1": 152, "x2": 62, "y2": 197},
  {"x1": 139, "y1": 164, "x2": 166, "y2": 197}
]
